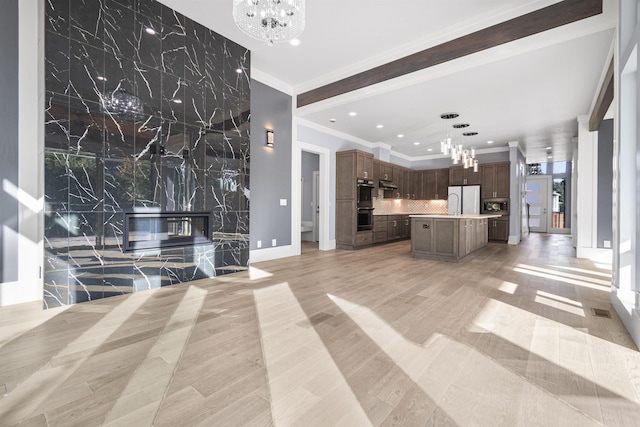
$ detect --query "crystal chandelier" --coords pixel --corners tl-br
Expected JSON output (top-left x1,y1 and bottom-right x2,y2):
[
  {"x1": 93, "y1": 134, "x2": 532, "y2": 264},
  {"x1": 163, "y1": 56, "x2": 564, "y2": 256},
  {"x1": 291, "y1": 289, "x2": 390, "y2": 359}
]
[
  {"x1": 101, "y1": 88, "x2": 145, "y2": 121},
  {"x1": 232, "y1": 0, "x2": 305, "y2": 46},
  {"x1": 439, "y1": 113, "x2": 478, "y2": 172}
]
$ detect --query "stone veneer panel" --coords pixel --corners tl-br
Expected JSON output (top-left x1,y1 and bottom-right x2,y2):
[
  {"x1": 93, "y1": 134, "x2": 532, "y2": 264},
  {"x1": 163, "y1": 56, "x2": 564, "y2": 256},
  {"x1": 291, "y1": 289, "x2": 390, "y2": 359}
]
[{"x1": 44, "y1": 0, "x2": 250, "y2": 307}]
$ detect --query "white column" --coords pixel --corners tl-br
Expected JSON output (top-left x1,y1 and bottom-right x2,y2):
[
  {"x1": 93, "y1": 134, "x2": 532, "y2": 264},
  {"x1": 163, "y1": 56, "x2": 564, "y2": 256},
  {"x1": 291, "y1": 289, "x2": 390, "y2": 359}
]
[
  {"x1": 575, "y1": 115, "x2": 600, "y2": 259},
  {"x1": 1, "y1": 0, "x2": 44, "y2": 306}
]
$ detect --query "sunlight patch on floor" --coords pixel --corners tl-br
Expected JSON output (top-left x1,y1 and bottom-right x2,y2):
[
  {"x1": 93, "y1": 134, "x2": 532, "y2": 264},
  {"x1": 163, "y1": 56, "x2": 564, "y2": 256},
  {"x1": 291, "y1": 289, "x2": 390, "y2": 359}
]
[
  {"x1": 330, "y1": 294, "x2": 603, "y2": 426},
  {"x1": 102, "y1": 285, "x2": 207, "y2": 426},
  {"x1": 547, "y1": 264, "x2": 612, "y2": 278},
  {"x1": 254, "y1": 283, "x2": 370, "y2": 426},
  {"x1": 513, "y1": 264, "x2": 610, "y2": 291},
  {"x1": 498, "y1": 281, "x2": 519, "y2": 294},
  {"x1": 0, "y1": 290, "x2": 154, "y2": 425},
  {"x1": 249, "y1": 266, "x2": 273, "y2": 280}
]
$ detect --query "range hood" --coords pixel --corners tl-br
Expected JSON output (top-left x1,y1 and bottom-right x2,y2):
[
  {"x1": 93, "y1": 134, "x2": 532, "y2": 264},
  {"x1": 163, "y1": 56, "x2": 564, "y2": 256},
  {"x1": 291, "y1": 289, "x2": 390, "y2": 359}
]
[{"x1": 379, "y1": 179, "x2": 398, "y2": 190}]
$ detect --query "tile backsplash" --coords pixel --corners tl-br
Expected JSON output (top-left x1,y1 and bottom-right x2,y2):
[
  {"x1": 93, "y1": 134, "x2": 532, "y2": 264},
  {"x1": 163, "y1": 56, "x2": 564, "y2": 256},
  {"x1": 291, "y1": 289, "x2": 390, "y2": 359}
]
[{"x1": 373, "y1": 198, "x2": 448, "y2": 215}]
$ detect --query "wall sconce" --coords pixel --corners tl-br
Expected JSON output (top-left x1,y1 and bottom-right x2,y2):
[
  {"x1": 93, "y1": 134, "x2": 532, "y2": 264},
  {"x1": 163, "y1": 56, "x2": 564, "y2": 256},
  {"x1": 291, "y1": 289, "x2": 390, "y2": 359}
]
[{"x1": 266, "y1": 129, "x2": 274, "y2": 147}]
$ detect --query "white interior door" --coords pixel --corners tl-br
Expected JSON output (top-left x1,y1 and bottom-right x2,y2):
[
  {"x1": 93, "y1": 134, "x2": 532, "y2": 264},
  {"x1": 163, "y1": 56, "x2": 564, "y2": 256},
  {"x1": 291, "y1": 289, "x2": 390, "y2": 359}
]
[{"x1": 526, "y1": 176, "x2": 550, "y2": 233}]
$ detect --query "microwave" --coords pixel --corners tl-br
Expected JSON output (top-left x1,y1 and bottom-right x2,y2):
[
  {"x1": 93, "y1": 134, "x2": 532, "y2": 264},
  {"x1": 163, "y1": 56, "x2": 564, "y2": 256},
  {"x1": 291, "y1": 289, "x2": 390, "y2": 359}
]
[{"x1": 482, "y1": 198, "x2": 509, "y2": 215}]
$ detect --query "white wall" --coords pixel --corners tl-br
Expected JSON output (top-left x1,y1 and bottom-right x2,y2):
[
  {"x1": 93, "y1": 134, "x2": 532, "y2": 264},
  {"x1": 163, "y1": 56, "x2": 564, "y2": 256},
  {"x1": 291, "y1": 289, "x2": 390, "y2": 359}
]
[
  {"x1": 611, "y1": 0, "x2": 640, "y2": 348},
  {"x1": 1, "y1": 0, "x2": 44, "y2": 307}
]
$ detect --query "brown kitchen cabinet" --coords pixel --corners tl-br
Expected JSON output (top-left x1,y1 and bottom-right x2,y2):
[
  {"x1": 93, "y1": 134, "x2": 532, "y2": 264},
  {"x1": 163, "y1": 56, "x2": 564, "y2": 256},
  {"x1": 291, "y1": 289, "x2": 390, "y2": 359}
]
[
  {"x1": 488, "y1": 217, "x2": 509, "y2": 242},
  {"x1": 481, "y1": 162, "x2": 510, "y2": 199},
  {"x1": 356, "y1": 150, "x2": 374, "y2": 180},
  {"x1": 424, "y1": 168, "x2": 449, "y2": 200},
  {"x1": 373, "y1": 215, "x2": 388, "y2": 243},
  {"x1": 449, "y1": 165, "x2": 481, "y2": 186},
  {"x1": 380, "y1": 162, "x2": 393, "y2": 181},
  {"x1": 336, "y1": 150, "x2": 375, "y2": 249}
]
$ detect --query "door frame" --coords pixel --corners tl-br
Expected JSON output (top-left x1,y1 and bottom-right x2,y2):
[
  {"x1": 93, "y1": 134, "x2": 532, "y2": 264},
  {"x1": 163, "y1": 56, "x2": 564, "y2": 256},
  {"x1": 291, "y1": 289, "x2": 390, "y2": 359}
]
[
  {"x1": 294, "y1": 141, "x2": 331, "y2": 252},
  {"x1": 526, "y1": 175, "x2": 552, "y2": 233}
]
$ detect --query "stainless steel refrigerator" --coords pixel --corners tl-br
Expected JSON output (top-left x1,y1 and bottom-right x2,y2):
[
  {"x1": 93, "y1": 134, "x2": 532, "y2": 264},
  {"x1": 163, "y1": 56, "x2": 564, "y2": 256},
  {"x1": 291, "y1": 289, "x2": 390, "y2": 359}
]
[{"x1": 447, "y1": 185, "x2": 481, "y2": 215}]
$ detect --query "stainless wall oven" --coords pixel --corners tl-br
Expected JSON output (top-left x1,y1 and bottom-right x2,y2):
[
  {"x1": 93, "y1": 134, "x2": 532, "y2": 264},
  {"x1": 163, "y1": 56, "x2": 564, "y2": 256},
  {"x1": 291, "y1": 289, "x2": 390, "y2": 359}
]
[
  {"x1": 357, "y1": 178, "x2": 374, "y2": 208},
  {"x1": 357, "y1": 207, "x2": 374, "y2": 231},
  {"x1": 357, "y1": 178, "x2": 375, "y2": 231}
]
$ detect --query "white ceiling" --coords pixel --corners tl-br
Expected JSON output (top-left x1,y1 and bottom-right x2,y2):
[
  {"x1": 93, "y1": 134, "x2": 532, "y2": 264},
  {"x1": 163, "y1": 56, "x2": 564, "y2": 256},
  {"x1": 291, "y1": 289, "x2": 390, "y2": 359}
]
[{"x1": 160, "y1": 0, "x2": 617, "y2": 164}]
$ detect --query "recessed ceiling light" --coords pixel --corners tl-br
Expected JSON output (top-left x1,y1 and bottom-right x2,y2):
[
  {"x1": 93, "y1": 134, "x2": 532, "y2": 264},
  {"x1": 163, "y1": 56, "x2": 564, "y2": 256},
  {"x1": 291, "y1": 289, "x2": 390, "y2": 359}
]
[
  {"x1": 329, "y1": 118, "x2": 336, "y2": 123},
  {"x1": 453, "y1": 123, "x2": 469, "y2": 129},
  {"x1": 290, "y1": 38, "x2": 301, "y2": 46},
  {"x1": 427, "y1": 148, "x2": 433, "y2": 152},
  {"x1": 546, "y1": 146, "x2": 552, "y2": 150},
  {"x1": 145, "y1": 27, "x2": 156, "y2": 35},
  {"x1": 172, "y1": 98, "x2": 182, "y2": 104},
  {"x1": 547, "y1": 155, "x2": 553, "y2": 158},
  {"x1": 376, "y1": 124, "x2": 384, "y2": 129},
  {"x1": 486, "y1": 140, "x2": 494, "y2": 144},
  {"x1": 349, "y1": 112, "x2": 357, "y2": 116},
  {"x1": 440, "y1": 112, "x2": 459, "y2": 119},
  {"x1": 413, "y1": 142, "x2": 420, "y2": 145},
  {"x1": 397, "y1": 134, "x2": 404, "y2": 138}
]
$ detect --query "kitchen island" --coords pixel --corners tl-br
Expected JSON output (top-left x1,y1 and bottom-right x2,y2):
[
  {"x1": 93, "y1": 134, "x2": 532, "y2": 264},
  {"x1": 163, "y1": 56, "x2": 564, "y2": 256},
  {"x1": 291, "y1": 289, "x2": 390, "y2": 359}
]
[{"x1": 410, "y1": 214, "x2": 503, "y2": 261}]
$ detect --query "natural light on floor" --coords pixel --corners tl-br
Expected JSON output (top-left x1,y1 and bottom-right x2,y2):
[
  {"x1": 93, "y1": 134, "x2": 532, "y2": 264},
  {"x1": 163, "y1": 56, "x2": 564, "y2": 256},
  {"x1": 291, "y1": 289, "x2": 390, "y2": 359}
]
[
  {"x1": 329, "y1": 294, "x2": 605, "y2": 426},
  {"x1": 253, "y1": 283, "x2": 370, "y2": 426},
  {"x1": 102, "y1": 285, "x2": 206, "y2": 425},
  {"x1": 0, "y1": 290, "x2": 154, "y2": 425},
  {"x1": 513, "y1": 263, "x2": 611, "y2": 291}
]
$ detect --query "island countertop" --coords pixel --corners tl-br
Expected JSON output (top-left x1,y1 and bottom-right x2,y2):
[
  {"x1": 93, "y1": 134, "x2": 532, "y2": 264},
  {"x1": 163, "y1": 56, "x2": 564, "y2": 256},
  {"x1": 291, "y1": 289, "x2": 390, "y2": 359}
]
[{"x1": 409, "y1": 214, "x2": 503, "y2": 219}]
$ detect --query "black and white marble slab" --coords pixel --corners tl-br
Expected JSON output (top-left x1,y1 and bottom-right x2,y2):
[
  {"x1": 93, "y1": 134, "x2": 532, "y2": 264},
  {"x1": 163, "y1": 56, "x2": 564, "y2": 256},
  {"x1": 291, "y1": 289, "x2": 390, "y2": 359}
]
[{"x1": 44, "y1": 0, "x2": 251, "y2": 308}]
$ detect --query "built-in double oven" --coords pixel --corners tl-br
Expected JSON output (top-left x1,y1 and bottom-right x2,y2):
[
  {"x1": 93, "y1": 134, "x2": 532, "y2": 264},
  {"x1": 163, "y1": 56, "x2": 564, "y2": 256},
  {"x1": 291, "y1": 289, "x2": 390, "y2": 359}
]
[{"x1": 356, "y1": 178, "x2": 375, "y2": 231}]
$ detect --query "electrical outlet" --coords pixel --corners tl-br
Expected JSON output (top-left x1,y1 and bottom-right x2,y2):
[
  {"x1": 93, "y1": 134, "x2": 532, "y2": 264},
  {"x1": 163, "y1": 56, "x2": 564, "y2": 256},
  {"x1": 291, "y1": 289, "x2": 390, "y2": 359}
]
[
  {"x1": 272, "y1": 239, "x2": 277, "y2": 247},
  {"x1": 604, "y1": 240, "x2": 611, "y2": 248},
  {"x1": 257, "y1": 240, "x2": 262, "y2": 248},
  {"x1": 280, "y1": 199, "x2": 287, "y2": 206}
]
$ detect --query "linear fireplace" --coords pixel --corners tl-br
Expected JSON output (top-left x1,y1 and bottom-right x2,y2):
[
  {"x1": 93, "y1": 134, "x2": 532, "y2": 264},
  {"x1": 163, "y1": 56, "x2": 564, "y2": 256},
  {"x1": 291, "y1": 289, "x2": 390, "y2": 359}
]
[{"x1": 123, "y1": 212, "x2": 213, "y2": 252}]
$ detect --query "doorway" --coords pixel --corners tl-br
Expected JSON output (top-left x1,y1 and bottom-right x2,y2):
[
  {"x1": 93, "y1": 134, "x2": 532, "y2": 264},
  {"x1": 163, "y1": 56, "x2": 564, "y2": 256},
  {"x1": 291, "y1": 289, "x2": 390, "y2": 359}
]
[
  {"x1": 301, "y1": 151, "x2": 319, "y2": 252},
  {"x1": 526, "y1": 176, "x2": 551, "y2": 233}
]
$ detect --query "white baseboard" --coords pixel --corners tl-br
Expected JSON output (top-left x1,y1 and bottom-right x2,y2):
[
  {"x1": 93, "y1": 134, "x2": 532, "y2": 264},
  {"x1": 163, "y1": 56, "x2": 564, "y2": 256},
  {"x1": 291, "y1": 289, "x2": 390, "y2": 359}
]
[
  {"x1": 576, "y1": 247, "x2": 612, "y2": 262},
  {"x1": 611, "y1": 289, "x2": 640, "y2": 350},
  {"x1": 250, "y1": 245, "x2": 298, "y2": 264},
  {"x1": 508, "y1": 235, "x2": 520, "y2": 245},
  {"x1": 320, "y1": 239, "x2": 336, "y2": 251}
]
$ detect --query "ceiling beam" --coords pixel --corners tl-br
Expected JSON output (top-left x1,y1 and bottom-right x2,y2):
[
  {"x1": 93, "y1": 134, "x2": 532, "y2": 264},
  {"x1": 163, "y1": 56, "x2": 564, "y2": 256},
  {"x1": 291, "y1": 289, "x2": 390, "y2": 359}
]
[
  {"x1": 297, "y1": 0, "x2": 603, "y2": 108},
  {"x1": 589, "y1": 58, "x2": 614, "y2": 131}
]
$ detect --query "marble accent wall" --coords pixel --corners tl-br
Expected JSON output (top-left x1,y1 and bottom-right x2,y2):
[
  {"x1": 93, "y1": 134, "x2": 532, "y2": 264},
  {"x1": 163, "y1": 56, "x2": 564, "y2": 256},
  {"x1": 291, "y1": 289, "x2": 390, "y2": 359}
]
[{"x1": 44, "y1": 0, "x2": 250, "y2": 307}]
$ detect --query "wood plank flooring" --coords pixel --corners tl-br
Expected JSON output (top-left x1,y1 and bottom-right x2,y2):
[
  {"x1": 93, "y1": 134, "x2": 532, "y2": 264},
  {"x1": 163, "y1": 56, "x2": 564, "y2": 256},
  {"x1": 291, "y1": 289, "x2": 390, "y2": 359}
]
[{"x1": 1, "y1": 234, "x2": 640, "y2": 426}]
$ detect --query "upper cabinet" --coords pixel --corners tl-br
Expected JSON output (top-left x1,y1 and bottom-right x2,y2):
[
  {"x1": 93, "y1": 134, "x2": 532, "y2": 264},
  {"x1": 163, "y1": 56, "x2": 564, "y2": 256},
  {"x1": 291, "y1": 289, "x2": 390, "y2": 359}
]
[
  {"x1": 380, "y1": 162, "x2": 393, "y2": 181},
  {"x1": 449, "y1": 165, "x2": 481, "y2": 186},
  {"x1": 481, "y1": 162, "x2": 510, "y2": 199},
  {"x1": 337, "y1": 149, "x2": 374, "y2": 198},
  {"x1": 356, "y1": 151, "x2": 374, "y2": 179},
  {"x1": 424, "y1": 168, "x2": 449, "y2": 200},
  {"x1": 372, "y1": 159, "x2": 381, "y2": 184}
]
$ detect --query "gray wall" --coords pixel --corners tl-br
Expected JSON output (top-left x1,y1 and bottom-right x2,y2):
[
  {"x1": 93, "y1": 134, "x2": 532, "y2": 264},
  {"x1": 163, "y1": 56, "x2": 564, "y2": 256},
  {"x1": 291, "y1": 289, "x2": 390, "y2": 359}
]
[
  {"x1": 598, "y1": 118, "x2": 614, "y2": 247},
  {"x1": 250, "y1": 80, "x2": 292, "y2": 249},
  {"x1": 411, "y1": 151, "x2": 509, "y2": 170},
  {"x1": 301, "y1": 151, "x2": 319, "y2": 222},
  {"x1": 0, "y1": 0, "x2": 19, "y2": 285}
]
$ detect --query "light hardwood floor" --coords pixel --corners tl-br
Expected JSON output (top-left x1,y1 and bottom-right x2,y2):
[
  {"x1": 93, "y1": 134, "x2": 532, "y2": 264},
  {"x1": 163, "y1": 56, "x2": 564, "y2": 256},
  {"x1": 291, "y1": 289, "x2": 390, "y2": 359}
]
[{"x1": 1, "y1": 234, "x2": 639, "y2": 426}]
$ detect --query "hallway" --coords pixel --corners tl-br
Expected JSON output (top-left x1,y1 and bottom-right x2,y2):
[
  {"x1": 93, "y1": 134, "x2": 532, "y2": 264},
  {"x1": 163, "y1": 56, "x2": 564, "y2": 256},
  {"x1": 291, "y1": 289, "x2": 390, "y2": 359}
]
[{"x1": 1, "y1": 235, "x2": 638, "y2": 426}]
